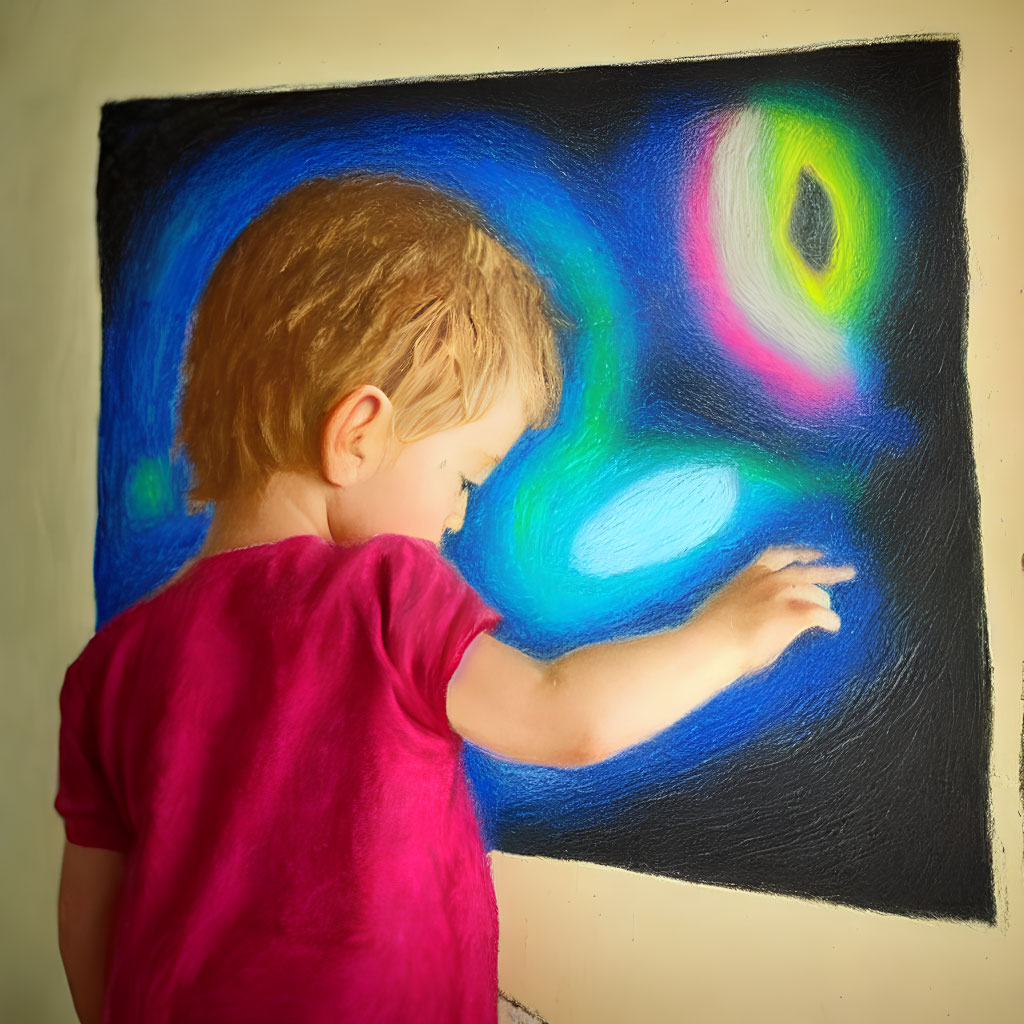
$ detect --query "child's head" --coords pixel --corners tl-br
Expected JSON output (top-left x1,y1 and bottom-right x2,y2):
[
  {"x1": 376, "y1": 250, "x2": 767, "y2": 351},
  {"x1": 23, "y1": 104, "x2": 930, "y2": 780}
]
[{"x1": 178, "y1": 174, "x2": 562, "y2": 514}]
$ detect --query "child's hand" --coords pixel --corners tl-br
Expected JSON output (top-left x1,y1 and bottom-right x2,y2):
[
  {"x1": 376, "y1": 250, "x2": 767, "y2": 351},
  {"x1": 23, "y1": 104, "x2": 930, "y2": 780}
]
[{"x1": 694, "y1": 546, "x2": 856, "y2": 680}]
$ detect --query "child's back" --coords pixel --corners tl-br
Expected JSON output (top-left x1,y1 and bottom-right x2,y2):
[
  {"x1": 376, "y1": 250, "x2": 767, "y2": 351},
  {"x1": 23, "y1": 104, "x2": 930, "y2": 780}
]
[{"x1": 59, "y1": 533, "x2": 500, "y2": 1022}]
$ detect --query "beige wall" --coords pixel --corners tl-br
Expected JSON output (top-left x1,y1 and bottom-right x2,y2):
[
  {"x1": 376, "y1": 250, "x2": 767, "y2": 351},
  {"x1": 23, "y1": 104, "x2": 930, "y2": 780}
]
[{"x1": 2, "y1": 0, "x2": 1020, "y2": 1020}]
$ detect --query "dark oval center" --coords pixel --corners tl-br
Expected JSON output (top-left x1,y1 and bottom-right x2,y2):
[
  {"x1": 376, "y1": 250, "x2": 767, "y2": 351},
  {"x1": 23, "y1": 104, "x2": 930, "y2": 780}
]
[{"x1": 788, "y1": 166, "x2": 835, "y2": 273}]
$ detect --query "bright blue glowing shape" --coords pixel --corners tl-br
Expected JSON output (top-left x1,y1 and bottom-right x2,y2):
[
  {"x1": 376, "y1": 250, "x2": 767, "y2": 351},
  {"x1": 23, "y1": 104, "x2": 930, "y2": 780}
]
[
  {"x1": 449, "y1": 431, "x2": 811, "y2": 657},
  {"x1": 570, "y1": 462, "x2": 740, "y2": 577}
]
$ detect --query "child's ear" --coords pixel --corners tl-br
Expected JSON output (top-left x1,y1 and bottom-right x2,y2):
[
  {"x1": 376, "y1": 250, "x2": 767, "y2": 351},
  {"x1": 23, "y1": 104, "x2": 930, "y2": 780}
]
[{"x1": 321, "y1": 386, "x2": 394, "y2": 488}]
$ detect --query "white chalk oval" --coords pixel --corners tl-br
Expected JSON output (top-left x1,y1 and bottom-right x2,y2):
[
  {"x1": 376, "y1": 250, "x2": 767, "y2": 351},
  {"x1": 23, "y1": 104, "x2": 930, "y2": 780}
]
[{"x1": 570, "y1": 463, "x2": 741, "y2": 578}]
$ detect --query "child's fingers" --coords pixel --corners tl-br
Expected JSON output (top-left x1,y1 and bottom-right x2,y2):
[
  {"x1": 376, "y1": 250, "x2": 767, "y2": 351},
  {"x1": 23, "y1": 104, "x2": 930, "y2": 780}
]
[
  {"x1": 775, "y1": 564, "x2": 856, "y2": 586},
  {"x1": 753, "y1": 546, "x2": 825, "y2": 571}
]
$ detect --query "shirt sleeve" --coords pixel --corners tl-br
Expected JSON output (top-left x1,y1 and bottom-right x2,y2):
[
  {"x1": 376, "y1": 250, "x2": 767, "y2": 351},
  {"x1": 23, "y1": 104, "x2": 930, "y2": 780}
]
[
  {"x1": 378, "y1": 536, "x2": 501, "y2": 736},
  {"x1": 55, "y1": 659, "x2": 132, "y2": 851}
]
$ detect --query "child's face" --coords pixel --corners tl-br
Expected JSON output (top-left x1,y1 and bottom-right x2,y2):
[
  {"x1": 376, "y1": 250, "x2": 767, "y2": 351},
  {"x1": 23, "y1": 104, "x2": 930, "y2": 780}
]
[{"x1": 331, "y1": 385, "x2": 527, "y2": 546}]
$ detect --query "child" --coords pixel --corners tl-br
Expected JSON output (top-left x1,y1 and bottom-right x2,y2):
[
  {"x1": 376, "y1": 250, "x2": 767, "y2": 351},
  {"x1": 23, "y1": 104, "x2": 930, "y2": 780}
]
[{"x1": 56, "y1": 175, "x2": 853, "y2": 1023}]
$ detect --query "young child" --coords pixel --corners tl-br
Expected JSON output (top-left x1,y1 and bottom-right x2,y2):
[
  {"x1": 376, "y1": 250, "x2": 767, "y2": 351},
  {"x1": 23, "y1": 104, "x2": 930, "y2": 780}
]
[{"x1": 56, "y1": 175, "x2": 853, "y2": 1024}]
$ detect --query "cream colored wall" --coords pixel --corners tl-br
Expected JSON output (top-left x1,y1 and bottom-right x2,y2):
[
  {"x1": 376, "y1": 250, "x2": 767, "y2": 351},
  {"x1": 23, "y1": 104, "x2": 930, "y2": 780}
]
[{"x1": 2, "y1": 0, "x2": 1020, "y2": 1020}]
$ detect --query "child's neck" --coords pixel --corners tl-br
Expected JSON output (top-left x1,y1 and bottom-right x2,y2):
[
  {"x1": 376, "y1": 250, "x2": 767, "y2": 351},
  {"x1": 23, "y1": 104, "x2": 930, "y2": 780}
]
[{"x1": 201, "y1": 471, "x2": 333, "y2": 557}]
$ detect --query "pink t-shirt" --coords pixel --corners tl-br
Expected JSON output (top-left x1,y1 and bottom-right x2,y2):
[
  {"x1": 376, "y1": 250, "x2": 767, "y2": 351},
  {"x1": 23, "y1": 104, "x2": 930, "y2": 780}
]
[{"x1": 56, "y1": 534, "x2": 502, "y2": 1023}]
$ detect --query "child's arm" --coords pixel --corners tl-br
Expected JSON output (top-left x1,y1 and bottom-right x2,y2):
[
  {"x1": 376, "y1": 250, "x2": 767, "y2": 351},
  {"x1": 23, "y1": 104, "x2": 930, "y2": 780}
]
[
  {"x1": 447, "y1": 546, "x2": 854, "y2": 766},
  {"x1": 58, "y1": 841, "x2": 126, "y2": 1024}
]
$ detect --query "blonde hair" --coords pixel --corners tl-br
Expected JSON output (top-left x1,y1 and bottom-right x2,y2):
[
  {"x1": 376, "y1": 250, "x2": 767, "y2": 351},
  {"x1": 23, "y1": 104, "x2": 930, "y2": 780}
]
[{"x1": 178, "y1": 175, "x2": 562, "y2": 504}]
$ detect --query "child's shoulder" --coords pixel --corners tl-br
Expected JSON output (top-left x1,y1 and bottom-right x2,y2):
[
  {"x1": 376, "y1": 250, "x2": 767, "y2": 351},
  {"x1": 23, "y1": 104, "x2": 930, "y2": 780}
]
[{"x1": 74, "y1": 585, "x2": 160, "y2": 666}]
